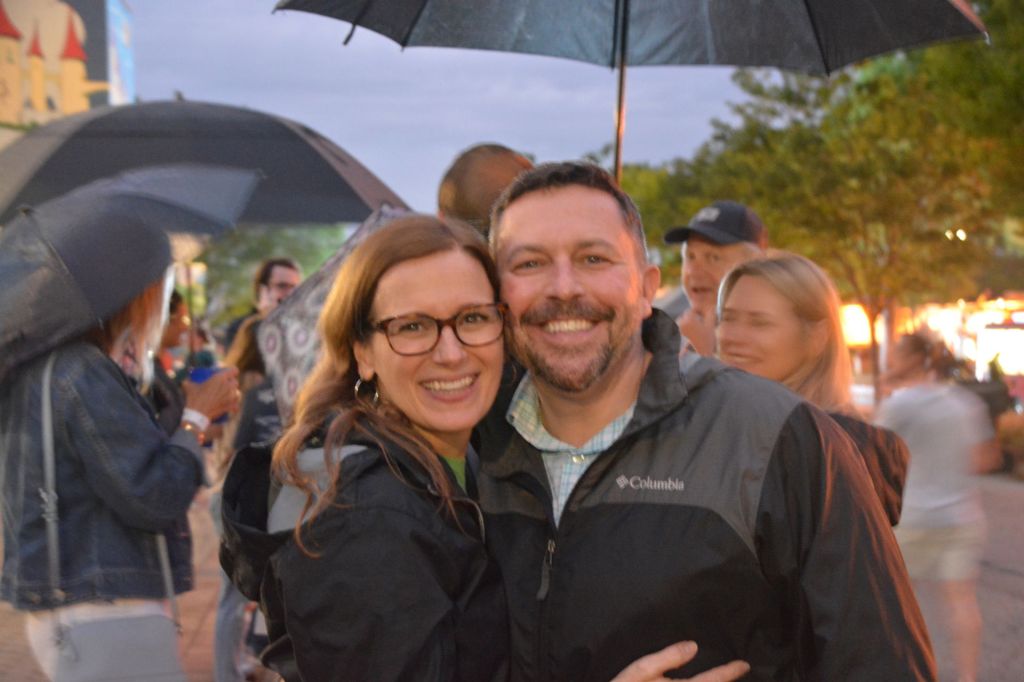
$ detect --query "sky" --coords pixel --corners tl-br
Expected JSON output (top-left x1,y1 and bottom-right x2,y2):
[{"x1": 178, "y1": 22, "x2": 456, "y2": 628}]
[{"x1": 130, "y1": 1, "x2": 745, "y2": 213}]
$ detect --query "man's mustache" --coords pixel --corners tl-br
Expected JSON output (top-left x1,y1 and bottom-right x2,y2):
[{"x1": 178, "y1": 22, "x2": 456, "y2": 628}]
[{"x1": 518, "y1": 300, "x2": 615, "y2": 326}]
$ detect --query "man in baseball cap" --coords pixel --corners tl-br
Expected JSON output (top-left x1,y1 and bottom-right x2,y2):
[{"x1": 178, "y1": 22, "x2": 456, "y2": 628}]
[{"x1": 664, "y1": 200, "x2": 767, "y2": 355}]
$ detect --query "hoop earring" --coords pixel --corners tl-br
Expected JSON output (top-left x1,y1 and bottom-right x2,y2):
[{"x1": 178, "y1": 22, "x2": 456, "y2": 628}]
[{"x1": 353, "y1": 377, "x2": 380, "y2": 405}]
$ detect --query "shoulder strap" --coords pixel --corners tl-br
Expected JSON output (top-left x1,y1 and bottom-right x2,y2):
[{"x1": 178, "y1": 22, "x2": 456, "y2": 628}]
[
  {"x1": 40, "y1": 353, "x2": 62, "y2": 605},
  {"x1": 39, "y1": 352, "x2": 181, "y2": 633}
]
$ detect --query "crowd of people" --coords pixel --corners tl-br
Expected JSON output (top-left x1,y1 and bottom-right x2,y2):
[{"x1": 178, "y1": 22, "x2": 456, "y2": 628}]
[{"x1": 0, "y1": 144, "x2": 1006, "y2": 682}]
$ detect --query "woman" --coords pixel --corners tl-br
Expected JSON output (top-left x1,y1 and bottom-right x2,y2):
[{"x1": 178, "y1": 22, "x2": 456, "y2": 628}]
[
  {"x1": 219, "y1": 215, "x2": 510, "y2": 681},
  {"x1": 0, "y1": 227, "x2": 239, "y2": 679},
  {"x1": 876, "y1": 332, "x2": 1000, "y2": 682},
  {"x1": 716, "y1": 251, "x2": 908, "y2": 526}
]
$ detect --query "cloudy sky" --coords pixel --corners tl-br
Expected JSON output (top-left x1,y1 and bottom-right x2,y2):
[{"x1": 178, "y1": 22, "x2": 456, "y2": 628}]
[{"x1": 130, "y1": 1, "x2": 745, "y2": 212}]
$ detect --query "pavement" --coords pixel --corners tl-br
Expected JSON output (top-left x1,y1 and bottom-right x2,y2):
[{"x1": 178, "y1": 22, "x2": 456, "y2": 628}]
[
  {"x1": 921, "y1": 474, "x2": 1024, "y2": 681},
  {"x1": 1, "y1": 475, "x2": 1022, "y2": 681}
]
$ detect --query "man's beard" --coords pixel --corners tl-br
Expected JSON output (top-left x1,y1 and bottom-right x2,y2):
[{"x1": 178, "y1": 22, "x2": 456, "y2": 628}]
[{"x1": 509, "y1": 299, "x2": 619, "y2": 393}]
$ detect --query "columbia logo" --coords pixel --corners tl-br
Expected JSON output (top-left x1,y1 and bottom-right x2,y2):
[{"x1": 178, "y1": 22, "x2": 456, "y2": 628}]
[{"x1": 616, "y1": 475, "x2": 685, "y2": 492}]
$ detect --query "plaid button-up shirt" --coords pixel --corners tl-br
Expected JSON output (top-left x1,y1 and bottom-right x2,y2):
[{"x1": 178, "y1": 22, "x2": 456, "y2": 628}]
[{"x1": 506, "y1": 375, "x2": 635, "y2": 526}]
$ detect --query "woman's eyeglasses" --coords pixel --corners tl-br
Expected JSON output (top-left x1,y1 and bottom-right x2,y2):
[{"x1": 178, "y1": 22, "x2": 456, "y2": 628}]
[{"x1": 371, "y1": 303, "x2": 507, "y2": 356}]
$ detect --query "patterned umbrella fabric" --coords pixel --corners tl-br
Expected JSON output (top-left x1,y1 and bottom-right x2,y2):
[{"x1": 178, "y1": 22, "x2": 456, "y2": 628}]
[{"x1": 258, "y1": 206, "x2": 409, "y2": 420}]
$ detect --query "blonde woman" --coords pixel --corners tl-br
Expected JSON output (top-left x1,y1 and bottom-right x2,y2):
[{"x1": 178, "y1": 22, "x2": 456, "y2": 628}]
[{"x1": 716, "y1": 251, "x2": 908, "y2": 525}]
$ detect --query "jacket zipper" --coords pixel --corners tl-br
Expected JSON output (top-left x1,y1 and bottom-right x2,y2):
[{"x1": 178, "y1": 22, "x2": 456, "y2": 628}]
[
  {"x1": 536, "y1": 538, "x2": 556, "y2": 599},
  {"x1": 534, "y1": 439, "x2": 633, "y2": 680}
]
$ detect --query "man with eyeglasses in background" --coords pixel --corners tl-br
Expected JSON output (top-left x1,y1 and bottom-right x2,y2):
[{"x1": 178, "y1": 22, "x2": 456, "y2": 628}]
[{"x1": 223, "y1": 257, "x2": 303, "y2": 351}]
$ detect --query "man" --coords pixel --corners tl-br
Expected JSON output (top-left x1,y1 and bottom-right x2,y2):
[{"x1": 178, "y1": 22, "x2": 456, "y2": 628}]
[
  {"x1": 664, "y1": 200, "x2": 766, "y2": 355},
  {"x1": 223, "y1": 257, "x2": 302, "y2": 350},
  {"x1": 438, "y1": 143, "x2": 533, "y2": 236},
  {"x1": 477, "y1": 162, "x2": 934, "y2": 681}
]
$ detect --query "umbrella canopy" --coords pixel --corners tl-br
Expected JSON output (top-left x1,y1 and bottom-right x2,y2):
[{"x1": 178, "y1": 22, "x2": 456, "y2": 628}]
[
  {"x1": 276, "y1": 0, "x2": 987, "y2": 178},
  {"x1": 278, "y1": 0, "x2": 985, "y2": 72},
  {"x1": 0, "y1": 164, "x2": 260, "y2": 383},
  {"x1": 0, "y1": 100, "x2": 407, "y2": 227}
]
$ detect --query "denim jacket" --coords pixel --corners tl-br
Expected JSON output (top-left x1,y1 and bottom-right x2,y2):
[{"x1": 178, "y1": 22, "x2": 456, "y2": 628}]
[{"x1": 1, "y1": 341, "x2": 205, "y2": 611}]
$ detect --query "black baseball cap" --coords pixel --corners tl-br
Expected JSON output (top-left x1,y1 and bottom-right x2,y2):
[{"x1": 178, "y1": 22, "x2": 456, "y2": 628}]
[{"x1": 664, "y1": 200, "x2": 765, "y2": 247}]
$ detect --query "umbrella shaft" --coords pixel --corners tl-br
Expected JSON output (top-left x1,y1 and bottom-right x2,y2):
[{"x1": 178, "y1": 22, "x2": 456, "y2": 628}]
[{"x1": 613, "y1": 0, "x2": 630, "y2": 184}]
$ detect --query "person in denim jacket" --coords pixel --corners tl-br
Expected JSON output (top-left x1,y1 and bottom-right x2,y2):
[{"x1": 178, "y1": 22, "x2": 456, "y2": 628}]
[{"x1": 0, "y1": 263, "x2": 239, "y2": 678}]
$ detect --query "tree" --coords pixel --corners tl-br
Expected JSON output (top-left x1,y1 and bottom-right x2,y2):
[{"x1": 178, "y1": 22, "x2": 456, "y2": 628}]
[
  {"x1": 912, "y1": 0, "x2": 1024, "y2": 215},
  {"x1": 197, "y1": 224, "x2": 352, "y2": 331},
  {"x1": 623, "y1": 66, "x2": 998, "y2": 395}
]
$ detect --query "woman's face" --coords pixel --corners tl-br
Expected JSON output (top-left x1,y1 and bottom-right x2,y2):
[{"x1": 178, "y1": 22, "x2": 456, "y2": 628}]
[
  {"x1": 716, "y1": 274, "x2": 816, "y2": 383},
  {"x1": 354, "y1": 249, "x2": 504, "y2": 457}
]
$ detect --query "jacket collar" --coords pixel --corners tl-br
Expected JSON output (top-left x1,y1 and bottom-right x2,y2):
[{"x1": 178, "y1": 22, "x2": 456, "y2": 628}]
[{"x1": 479, "y1": 309, "x2": 689, "y2": 480}]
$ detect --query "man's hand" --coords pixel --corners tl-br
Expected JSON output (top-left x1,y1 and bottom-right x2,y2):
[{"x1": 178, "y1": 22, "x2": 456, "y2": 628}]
[
  {"x1": 677, "y1": 309, "x2": 717, "y2": 356},
  {"x1": 610, "y1": 641, "x2": 749, "y2": 682}
]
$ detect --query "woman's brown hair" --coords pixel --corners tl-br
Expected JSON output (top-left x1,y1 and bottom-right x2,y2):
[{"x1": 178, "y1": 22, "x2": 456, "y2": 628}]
[
  {"x1": 272, "y1": 214, "x2": 500, "y2": 554},
  {"x1": 224, "y1": 316, "x2": 266, "y2": 377},
  {"x1": 895, "y1": 331, "x2": 957, "y2": 379}
]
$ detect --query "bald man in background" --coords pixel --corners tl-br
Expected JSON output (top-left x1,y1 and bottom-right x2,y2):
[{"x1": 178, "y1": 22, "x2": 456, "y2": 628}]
[{"x1": 438, "y1": 143, "x2": 533, "y2": 236}]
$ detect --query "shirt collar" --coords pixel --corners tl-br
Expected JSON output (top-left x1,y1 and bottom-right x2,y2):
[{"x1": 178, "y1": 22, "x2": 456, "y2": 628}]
[{"x1": 506, "y1": 373, "x2": 635, "y2": 456}]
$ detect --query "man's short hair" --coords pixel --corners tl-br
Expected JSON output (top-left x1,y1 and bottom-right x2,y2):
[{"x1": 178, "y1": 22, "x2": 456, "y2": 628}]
[
  {"x1": 438, "y1": 143, "x2": 533, "y2": 236},
  {"x1": 490, "y1": 161, "x2": 649, "y2": 261},
  {"x1": 253, "y1": 257, "x2": 300, "y2": 301}
]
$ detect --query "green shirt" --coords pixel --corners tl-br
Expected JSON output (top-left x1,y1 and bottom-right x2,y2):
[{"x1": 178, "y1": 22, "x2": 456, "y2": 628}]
[{"x1": 441, "y1": 455, "x2": 467, "y2": 491}]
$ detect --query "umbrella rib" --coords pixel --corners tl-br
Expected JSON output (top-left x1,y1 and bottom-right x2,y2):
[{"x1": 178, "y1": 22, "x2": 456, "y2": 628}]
[
  {"x1": 343, "y1": 0, "x2": 373, "y2": 45},
  {"x1": 399, "y1": 0, "x2": 432, "y2": 48},
  {"x1": 799, "y1": 0, "x2": 830, "y2": 74}
]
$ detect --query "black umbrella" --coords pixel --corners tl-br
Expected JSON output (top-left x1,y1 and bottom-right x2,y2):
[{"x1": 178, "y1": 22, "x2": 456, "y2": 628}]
[
  {"x1": 0, "y1": 164, "x2": 260, "y2": 383},
  {"x1": 275, "y1": 0, "x2": 987, "y2": 180},
  {"x1": 0, "y1": 100, "x2": 407, "y2": 227}
]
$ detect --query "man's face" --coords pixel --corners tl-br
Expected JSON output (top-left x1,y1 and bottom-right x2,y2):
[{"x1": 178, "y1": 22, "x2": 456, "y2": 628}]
[
  {"x1": 257, "y1": 265, "x2": 301, "y2": 315},
  {"x1": 493, "y1": 185, "x2": 660, "y2": 395},
  {"x1": 681, "y1": 236, "x2": 758, "y2": 316}
]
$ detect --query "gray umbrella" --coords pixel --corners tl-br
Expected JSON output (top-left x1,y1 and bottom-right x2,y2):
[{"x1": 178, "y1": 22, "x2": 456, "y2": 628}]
[
  {"x1": 0, "y1": 164, "x2": 260, "y2": 383},
  {"x1": 276, "y1": 0, "x2": 987, "y2": 180},
  {"x1": 0, "y1": 100, "x2": 407, "y2": 227}
]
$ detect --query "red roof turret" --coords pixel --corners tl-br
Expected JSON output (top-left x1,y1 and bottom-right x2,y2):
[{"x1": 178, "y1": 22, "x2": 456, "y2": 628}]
[
  {"x1": 60, "y1": 8, "x2": 86, "y2": 61},
  {"x1": 27, "y1": 23, "x2": 42, "y2": 58},
  {"x1": 0, "y1": 1, "x2": 23, "y2": 41}
]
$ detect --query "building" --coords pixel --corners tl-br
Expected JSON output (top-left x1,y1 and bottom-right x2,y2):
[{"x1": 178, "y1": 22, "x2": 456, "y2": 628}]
[{"x1": 0, "y1": 0, "x2": 133, "y2": 128}]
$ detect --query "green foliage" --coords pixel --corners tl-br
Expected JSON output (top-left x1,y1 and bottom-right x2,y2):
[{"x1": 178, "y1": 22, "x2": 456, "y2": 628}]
[
  {"x1": 196, "y1": 223, "x2": 353, "y2": 328},
  {"x1": 621, "y1": 13, "x2": 1021, "y2": 315}
]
